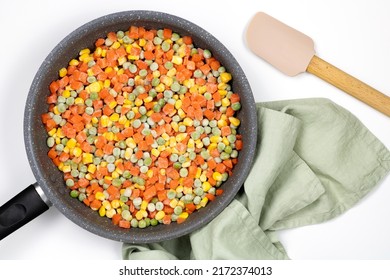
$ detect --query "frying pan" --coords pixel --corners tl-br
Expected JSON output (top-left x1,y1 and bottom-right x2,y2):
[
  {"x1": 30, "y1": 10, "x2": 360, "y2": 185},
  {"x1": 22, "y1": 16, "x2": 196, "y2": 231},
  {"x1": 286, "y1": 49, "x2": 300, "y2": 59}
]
[{"x1": 0, "y1": 10, "x2": 257, "y2": 243}]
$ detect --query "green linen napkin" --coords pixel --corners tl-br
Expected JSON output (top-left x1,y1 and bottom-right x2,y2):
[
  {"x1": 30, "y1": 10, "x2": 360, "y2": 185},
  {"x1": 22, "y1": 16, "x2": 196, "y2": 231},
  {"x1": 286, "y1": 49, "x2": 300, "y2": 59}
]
[{"x1": 122, "y1": 98, "x2": 390, "y2": 260}]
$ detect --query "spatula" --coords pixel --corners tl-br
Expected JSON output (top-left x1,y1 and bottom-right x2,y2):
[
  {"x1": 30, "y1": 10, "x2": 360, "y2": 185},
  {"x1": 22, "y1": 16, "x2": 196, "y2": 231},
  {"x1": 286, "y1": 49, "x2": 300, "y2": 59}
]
[{"x1": 246, "y1": 12, "x2": 390, "y2": 117}]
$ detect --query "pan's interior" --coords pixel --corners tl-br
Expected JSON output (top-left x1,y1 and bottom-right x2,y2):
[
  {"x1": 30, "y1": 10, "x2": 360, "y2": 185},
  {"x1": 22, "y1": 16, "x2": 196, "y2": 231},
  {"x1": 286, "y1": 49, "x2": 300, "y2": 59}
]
[{"x1": 24, "y1": 10, "x2": 257, "y2": 243}]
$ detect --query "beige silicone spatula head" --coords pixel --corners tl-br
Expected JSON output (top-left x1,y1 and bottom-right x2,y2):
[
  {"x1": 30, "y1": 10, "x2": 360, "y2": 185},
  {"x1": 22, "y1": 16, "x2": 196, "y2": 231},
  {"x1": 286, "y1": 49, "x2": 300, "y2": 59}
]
[
  {"x1": 246, "y1": 12, "x2": 315, "y2": 77},
  {"x1": 246, "y1": 12, "x2": 390, "y2": 117}
]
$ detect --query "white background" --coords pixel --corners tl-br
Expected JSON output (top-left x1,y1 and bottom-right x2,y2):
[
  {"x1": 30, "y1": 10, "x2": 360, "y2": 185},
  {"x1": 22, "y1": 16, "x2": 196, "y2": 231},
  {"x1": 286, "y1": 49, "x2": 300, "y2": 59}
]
[{"x1": 0, "y1": 0, "x2": 389, "y2": 260}]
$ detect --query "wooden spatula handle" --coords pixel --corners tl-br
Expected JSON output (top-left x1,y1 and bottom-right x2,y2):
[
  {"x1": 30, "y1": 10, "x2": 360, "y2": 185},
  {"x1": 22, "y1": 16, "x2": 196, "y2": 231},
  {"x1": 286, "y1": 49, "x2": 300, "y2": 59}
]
[{"x1": 307, "y1": 55, "x2": 390, "y2": 117}]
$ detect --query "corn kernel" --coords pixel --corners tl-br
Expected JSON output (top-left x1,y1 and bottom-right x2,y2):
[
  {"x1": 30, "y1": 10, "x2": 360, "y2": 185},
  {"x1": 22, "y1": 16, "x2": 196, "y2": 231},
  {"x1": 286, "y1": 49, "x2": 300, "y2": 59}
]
[
  {"x1": 210, "y1": 135, "x2": 222, "y2": 143},
  {"x1": 218, "y1": 83, "x2": 227, "y2": 90},
  {"x1": 183, "y1": 117, "x2": 193, "y2": 126},
  {"x1": 95, "y1": 192, "x2": 105, "y2": 201},
  {"x1": 175, "y1": 133, "x2": 187, "y2": 143},
  {"x1": 200, "y1": 173, "x2": 207, "y2": 182},
  {"x1": 74, "y1": 97, "x2": 84, "y2": 105},
  {"x1": 151, "y1": 148, "x2": 160, "y2": 157},
  {"x1": 161, "y1": 76, "x2": 173, "y2": 87},
  {"x1": 146, "y1": 169, "x2": 154, "y2": 178},
  {"x1": 138, "y1": 38, "x2": 146, "y2": 47},
  {"x1": 167, "y1": 68, "x2": 177, "y2": 77},
  {"x1": 69, "y1": 59, "x2": 79, "y2": 66},
  {"x1": 108, "y1": 101, "x2": 117, "y2": 109},
  {"x1": 218, "y1": 89, "x2": 227, "y2": 96},
  {"x1": 79, "y1": 53, "x2": 92, "y2": 63},
  {"x1": 66, "y1": 138, "x2": 77, "y2": 149},
  {"x1": 221, "y1": 98, "x2": 230, "y2": 107},
  {"x1": 140, "y1": 200, "x2": 148, "y2": 211},
  {"x1": 48, "y1": 128, "x2": 57, "y2": 137},
  {"x1": 174, "y1": 99, "x2": 182, "y2": 110},
  {"x1": 59, "y1": 68, "x2": 67, "y2": 78},
  {"x1": 56, "y1": 128, "x2": 64, "y2": 138},
  {"x1": 73, "y1": 147, "x2": 82, "y2": 157},
  {"x1": 102, "y1": 200, "x2": 111, "y2": 210},
  {"x1": 111, "y1": 200, "x2": 120, "y2": 209},
  {"x1": 177, "y1": 108, "x2": 186, "y2": 119},
  {"x1": 200, "y1": 197, "x2": 209, "y2": 207},
  {"x1": 124, "y1": 148, "x2": 133, "y2": 160},
  {"x1": 202, "y1": 181, "x2": 211, "y2": 192},
  {"x1": 169, "y1": 199, "x2": 178, "y2": 208},
  {"x1": 110, "y1": 113, "x2": 119, "y2": 122},
  {"x1": 62, "y1": 165, "x2": 71, "y2": 173},
  {"x1": 134, "y1": 98, "x2": 143, "y2": 107},
  {"x1": 220, "y1": 72, "x2": 232, "y2": 83},
  {"x1": 104, "y1": 132, "x2": 114, "y2": 141},
  {"x1": 79, "y1": 48, "x2": 91, "y2": 56},
  {"x1": 217, "y1": 119, "x2": 228, "y2": 128},
  {"x1": 125, "y1": 138, "x2": 136, "y2": 149},
  {"x1": 229, "y1": 117, "x2": 241, "y2": 127},
  {"x1": 196, "y1": 168, "x2": 202, "y2": 178},
  {"x1": 111, "y1": 41, "x2": 121, "y2": 49},
  {"x1": 171, "y1": 122, "x2": 179, "y2": 132},
  {"x1": 135, "y1": 210, "x2": 144, "y2": 220},
  {"x1": 213, "y1": 172, "x2": 222, "y2": 181},
  {"x1": 98, "y1": 206, "x2": 106, "y2": 217},
  {"x1": 179, "y1": 212, "x2": 189, "y2": 219},
  {"x1": 160, "y1": 168, "x2": 166, "y2": 176},
  {"x1": 155, "y1": 211, "x2": 165, "y2": 221},
  {"x1": 222, "y1": 137, "x2": 230, "y2": 146},
  {"x1": 172, "y1": 56, "x2": 183, "y2": 65},
  {"x1": 82, "y1": 153, "x2": 93, "y2": 164}
]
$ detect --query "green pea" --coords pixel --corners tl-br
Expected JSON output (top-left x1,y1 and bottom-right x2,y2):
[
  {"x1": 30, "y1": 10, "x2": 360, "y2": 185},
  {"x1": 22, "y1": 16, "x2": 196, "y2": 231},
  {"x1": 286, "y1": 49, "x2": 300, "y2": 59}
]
[
  {"x1": 153, "y1": 37, "x2": 162, "y2": 45},
  {"x1": 227, "y1": 134, "x2": 236, "y2": 143},
  {"x1": 85, "y1": 107, "x2": 94, "y2": 115},
  {"x1": 127, "y1": 78, "x2": 135, "y2": 86},
  {"x1": 171, "y1": 82, "x2": 181, "y2": 92},
  {"x1": 224, "y1": 145, "x2": 233, "y2": 154},
  {"x1": 230, "y1": 150, "x2": 238, "y2": 158},
  {"x1": 193, "y1": 196, "x2": 201, "y2": 205},
  {"x1": 57, "y1": 103, "x2": 67, "y2": 113},
  {"x1": 179, "y1": 168, "x2": 188, "y2": 177},
  {"x1": 155, "y1": 201, "x2": 164, "y2": 211},
  {"x1": 178, "y1": 125, "x2": 186, "y2": 132},
  {"x1": 174, "y1": 206, "x2": 183, "y2": 215},
  {"x1": 161, "y1": 41, "x2": 171, "y2": 52},
  {"x1": 231, "y1": 102, "x2": 241, "y2": 111},
  {"x1": 173, "y1": 162, "x2": 182, "y2": 170},
  {"x1": 132, "y1": 119, "x2": 142, "y2": 128},
  {"x1": 121, "y1": 210, "x2": 131, "y2": 221},
  {"x1": 69, "y1": 189, "x2": 79, "y2": 198},
  {"x1": 149, "y1": 62, "x2": 158, "y2": 71},
  {"x1": 220, "y1": 152, "x2": 230, "y2": 160},
  {"x1": 66, "y1": 179, "x2": 75, "y2": 187},
  {"x1": 191, "y1": 131, "x2": 201, "y2": 140},
  {"x1": 129, "y1": 64, "x2": 137, "y2": 73},
  {"x1": 87, "y1": 76, "x2": 97, "y2": 84},
  {"x1": 139, "y1": 69, "x2": 148, "y2": 77},
  {"x1": 164, "y1": 61, "x2": 173, "y2": 70},
  {"x1": 126, "y1": 111, "x2": 135, "y2": 119},
  {"x1": 194, "y1": 69, "x2": 203, "y2": 78},
  {"x1": 55, "y1": 144, "x2": 64, "y2": 152},
  {"x1": 78, "y1": 193, "x2": 86, "y2": 202},
  {"x1": 203, "y1": 49, "x2": 212, "y2": 59},
  {"x1": 140, "y1": 166, "x2": 148, "y2": 173},
  {"x1": 144, "y1": 157, "x2": 152, "y2": 166},
  {"x1": 150, "y1": 218, "x2": 158, "y2": 226},
  {"x1": 167, "y1": 190, "x2": 176, "y2": 200},
  {"x1": 46, "y1": 137, "x2": 55, "y2": 148},
  {"x1": 131, "y1": 218, "x2": 139, "y2": 228}
]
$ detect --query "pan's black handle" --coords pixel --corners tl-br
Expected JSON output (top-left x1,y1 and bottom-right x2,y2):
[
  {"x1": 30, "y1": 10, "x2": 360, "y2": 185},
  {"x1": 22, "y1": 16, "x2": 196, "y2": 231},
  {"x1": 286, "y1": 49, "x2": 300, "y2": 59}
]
[{"x1": 0, "y1": 183, "x2": 50, "y2": 240}]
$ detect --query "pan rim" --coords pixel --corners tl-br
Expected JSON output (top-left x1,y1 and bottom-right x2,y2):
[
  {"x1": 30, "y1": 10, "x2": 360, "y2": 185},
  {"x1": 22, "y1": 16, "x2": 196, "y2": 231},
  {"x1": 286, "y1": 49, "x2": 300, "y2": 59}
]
[{"x1": 24, "y1": 10, "x2": 257, "y2": 243}]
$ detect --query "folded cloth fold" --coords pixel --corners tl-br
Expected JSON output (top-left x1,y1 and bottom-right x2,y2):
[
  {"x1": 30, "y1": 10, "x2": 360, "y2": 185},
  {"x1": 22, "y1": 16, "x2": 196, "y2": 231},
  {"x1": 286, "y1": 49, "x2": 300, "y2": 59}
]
[{"x1": 123, "y1": 98, "x2": 390, "y2": 260}]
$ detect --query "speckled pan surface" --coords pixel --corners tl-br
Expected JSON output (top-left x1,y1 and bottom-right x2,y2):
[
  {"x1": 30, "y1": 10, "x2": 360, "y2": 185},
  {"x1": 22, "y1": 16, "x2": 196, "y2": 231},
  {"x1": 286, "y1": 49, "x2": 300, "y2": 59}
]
[{"x1": 24, "y1": 10, "x2": 257, "y2": 243}]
